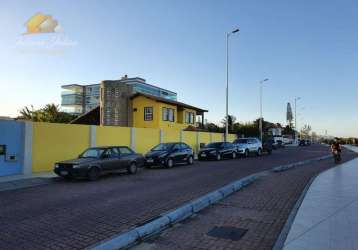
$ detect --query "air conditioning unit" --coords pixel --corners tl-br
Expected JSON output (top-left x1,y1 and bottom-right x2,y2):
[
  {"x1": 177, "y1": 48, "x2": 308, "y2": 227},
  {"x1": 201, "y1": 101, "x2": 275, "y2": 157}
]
[{"x1": 6, "y1": 154, "x2": 17, "y2": 162}]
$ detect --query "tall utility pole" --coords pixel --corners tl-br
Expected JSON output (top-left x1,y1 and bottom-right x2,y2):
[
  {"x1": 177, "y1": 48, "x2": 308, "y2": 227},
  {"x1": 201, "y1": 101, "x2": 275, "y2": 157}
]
[
  {"x1": 294, "y1": 97, "x2": 301, "y2": 143},
  {"x1": 225, "y1": 27, "x2": 239, "y2": 142},
  {"x1": 259, "y1": 78, "x2": 269, "y2": 142}
]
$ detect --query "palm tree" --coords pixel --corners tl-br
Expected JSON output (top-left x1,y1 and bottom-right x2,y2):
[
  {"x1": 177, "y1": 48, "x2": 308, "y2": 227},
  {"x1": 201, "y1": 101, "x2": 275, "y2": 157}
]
[{"x1": 18, "y1": 104, "x2": 76, "y2": 123}]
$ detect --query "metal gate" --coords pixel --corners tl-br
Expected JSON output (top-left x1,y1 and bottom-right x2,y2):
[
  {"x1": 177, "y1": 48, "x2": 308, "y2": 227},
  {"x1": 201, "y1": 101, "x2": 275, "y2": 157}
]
[{"x1": 0, "y1": 120, "x2": 24, "y2": 176}]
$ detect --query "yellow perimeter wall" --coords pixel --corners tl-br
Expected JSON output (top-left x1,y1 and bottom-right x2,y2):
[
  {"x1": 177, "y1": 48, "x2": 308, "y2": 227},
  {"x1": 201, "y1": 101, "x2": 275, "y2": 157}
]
[
  {"x1": 135, "y1": 128, "x2": 160, "y2": 154},
  {"x1": 96, "y1": 126, "x2": 131, "y2": 147},
  {"x1": 32, "y1": 122, "x2": 90, "y2": 173},
  {"x1": 31, "y1": 122, "x2": 236, "y2": 172}
]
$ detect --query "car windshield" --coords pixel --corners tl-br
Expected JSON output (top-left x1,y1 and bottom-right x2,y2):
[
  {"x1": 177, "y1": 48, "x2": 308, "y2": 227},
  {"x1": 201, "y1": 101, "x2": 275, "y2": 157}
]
[
  {"x1": 80, "y1": 148, "x2": 105, "y2": 158},
  {"x1": 151, "y1": 143, "x2": 173, "y2": 151},
  {"x1": 205, "y1": 142, "x2": 223, "y2": 149},
  {"x1": 235, "y1": 139, "x2": 248, "y2": 144}
]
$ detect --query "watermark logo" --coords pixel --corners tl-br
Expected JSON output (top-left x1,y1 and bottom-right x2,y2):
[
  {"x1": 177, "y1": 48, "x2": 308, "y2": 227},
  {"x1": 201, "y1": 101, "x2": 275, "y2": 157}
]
[
  {"x1": 14, "y1": 12, "x2": 77, "y2": 55},
  {"x1": 25, "y1": 12, "x2": 63, "y2": 34}
]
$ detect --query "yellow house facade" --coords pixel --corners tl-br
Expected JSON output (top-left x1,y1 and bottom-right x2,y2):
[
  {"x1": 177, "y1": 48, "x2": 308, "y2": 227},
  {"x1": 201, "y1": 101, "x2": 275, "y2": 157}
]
[{"x1": 131, "y1": 93, "x2": 207, "y2": 130}]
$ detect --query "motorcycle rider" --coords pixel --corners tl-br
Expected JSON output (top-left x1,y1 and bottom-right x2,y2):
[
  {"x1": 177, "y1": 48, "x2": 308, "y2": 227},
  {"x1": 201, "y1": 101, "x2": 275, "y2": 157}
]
[{"x1": 331, "y1": 139, "x2": 342, "y2": 162}]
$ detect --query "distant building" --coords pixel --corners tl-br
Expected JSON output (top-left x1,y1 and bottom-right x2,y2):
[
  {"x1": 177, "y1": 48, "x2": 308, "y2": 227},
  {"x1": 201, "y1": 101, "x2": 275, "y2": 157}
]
[
  {"x1": 61, "y1": 76, "x2": 177, "y2": 115},
  {"x1": 0, "y1": 116, "x2": 13, "y2": 121}
]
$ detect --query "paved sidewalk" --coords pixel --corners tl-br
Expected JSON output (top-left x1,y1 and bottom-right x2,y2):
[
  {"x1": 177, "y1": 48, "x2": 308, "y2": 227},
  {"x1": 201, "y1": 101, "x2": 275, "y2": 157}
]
[
  {"x1": 0, "y1": 172, "x2": 57, "y2": 192},
  {"x1": 283, "y1": 156, "x2": 358, "y2": 250}
]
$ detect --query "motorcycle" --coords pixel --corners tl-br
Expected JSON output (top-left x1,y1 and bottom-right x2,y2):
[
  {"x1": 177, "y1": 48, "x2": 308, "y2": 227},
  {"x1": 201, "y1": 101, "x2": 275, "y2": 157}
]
[{"x1": 332, "y1": 149, "x2": 341, "y2": 163}]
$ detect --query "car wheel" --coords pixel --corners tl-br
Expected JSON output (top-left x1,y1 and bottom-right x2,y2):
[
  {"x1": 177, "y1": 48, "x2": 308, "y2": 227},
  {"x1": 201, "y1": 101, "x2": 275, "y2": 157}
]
[
  {"x1": 232, "y1": 151, "x2": 237, "y2": 159},
  {"x1": 88, "y1": 167, "x2": 100, "y2": 181},
  {"x1": 257, "y1": 148, "x2": 262, "y2": 156},
  {"x1": 244, "y1": 149, "x2": 249, "y2": 157},
  {"x1": 63, "y1": 175, "x2": 72, "y2": 181},
  {"x1": 187, "y1": 156, "x2": 194, "y2": 165},
  {"x1": 127, "y1": 162, "x2": 137, "y2": 174},
  {"x1": 216, "y1": 154, "x2": 222, "y2": 161},
  {"x1": 166, "y1": 158, "x2": 174, "y2": 168}
]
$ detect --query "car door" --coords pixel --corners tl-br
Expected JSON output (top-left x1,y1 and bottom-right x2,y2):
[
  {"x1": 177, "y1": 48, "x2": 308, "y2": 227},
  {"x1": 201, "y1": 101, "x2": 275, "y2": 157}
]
[
  {"x1": 171, "y1": 144, "x2": 182, "y2": 163},
  {"x1": 118, "y1": 147, "x2": 133, "y2": 169},
  {"x1": 100, "y1": 148, "x2": 119, "y2": 171},
  {"x1": 179, "y1": 143, "x2": 191, "y2": 162},
  {"x1": 248, "y1": 139, "x2": 257, "y2": 152},
  {"x1": 109, "y1": 147, "x2": 122, "y2": 170},
  {"x1": 222, "y1": 143, "x2": 231, "y2": 157}
]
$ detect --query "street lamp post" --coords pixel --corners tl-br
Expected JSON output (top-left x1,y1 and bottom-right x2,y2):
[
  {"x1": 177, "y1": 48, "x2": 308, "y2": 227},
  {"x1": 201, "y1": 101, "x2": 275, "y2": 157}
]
[
  {"x1": 294, "y1": 97, "x2": 301, "y2": 143},
  {"x1": 259, "y1": 78, "x2": 269, "y2": 142},
  {"x1": 225, "y1": 27, "x2": 239, "y2": 142}
]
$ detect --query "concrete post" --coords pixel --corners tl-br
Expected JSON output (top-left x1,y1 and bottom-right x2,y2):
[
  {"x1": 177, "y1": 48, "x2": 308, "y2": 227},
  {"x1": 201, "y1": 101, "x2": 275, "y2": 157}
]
[
  {"x1": 196, "y1": 132, "x2": 200, "y2": 155},
  {"x1": 23, "y1": 121, "x2": 33, "y2": 175},
  {"x1": 130, "y1": 127, "x2": 136, "y2": 151},
  {"x1": 90, "y1": 126, "x2": 96, "y2": 147}
]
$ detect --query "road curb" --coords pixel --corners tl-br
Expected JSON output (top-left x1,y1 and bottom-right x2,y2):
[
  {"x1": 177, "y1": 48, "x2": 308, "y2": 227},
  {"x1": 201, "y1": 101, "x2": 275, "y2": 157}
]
[
  {"x1": 272, "y1": 154, "x2": 332, "y2": 172},
  {"x1": 0, "y1": 177, "x2": 60, "y2": 192},
  {"x1": 91, "y1": 174, "x2": 258, "y2": 250}
]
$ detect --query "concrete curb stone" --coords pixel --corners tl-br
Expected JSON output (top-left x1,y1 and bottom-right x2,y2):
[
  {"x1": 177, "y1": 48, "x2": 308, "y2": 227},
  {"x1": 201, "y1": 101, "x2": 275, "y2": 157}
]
[{"x1": 272, "y1": 154, "x2": 332, "y2": 172}]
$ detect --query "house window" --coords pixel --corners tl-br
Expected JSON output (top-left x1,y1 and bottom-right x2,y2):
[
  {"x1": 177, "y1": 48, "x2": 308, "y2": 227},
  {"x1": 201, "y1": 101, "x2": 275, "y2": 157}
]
[
  {"x1": 162, "y1": 107, "x2": 175, "y2": 122},
  {"x1": 144, "y1": 107, "x2": 153, "y2": 121},
  {"x1": 185, "y1": 112, "x2": 195, "y2": 124}
]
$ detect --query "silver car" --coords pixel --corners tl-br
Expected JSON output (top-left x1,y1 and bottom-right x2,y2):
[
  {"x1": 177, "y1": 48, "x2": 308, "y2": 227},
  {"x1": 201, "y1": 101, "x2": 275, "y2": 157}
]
[{"x1": 233, "y1": 138, "x2": 263, "y2": 157}]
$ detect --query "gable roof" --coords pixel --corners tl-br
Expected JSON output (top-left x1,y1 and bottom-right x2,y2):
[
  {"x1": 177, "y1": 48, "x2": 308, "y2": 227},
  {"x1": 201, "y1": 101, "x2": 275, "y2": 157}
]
[{"x1": 130, "y1": 93, "x2": 208, "y2": 113}]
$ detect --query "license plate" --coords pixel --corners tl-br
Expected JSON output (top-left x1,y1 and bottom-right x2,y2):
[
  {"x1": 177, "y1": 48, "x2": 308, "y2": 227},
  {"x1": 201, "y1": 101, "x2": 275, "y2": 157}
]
[
  {"x1": 201, "y1": 153, "x2": 206, "y2": 157},
  {"x1": 146, "y1": 159, "x2": 154, "y2": 163},
  {"x1": 60, "y1": 171, "x2": 68, "y2": 175}
]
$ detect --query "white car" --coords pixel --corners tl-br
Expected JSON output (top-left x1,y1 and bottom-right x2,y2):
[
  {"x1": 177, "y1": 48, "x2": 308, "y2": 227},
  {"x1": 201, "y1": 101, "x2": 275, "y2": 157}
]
[{"x1": 233, "y1": 138, "x2": 263, "y2": 157}]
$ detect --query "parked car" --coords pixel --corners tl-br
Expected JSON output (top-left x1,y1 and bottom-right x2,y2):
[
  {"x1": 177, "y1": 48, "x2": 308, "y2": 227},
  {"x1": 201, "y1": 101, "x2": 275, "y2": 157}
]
[
  {"x1": 262, "y1": 138, "x2": 274, "y2": 155},
  {"x1": 145, "y1": 142, "x2": 194, "y2": 168},
  {"x1": 282, "y1": 135, "x2": 294, "y2": 145},
  {"x1": 299, "y1": 139, "x2": 307, "y2": 146},
  {"x1": 306, "y1": 140, "x2": 312, "y2": 145},
  {"x1": 54, "y1": 146, "x2": 144, "y2": 181},
  {"x1": 233, "y1": 138, "x2": 263, "y2": 157},
  {"x1": 198, "y1": 142, "x2": 236, "y2": 161}
]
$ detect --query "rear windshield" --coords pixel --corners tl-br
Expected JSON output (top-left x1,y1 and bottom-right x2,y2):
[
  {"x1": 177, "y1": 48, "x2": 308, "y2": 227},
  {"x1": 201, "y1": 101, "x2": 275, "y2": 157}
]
[
  {"x1": 234, "y1": 139, "x2": 248, "y2": 144},
  {"x1": 206, "y1": 142, "x2": 223, "y2": 149},
  {"x1": 80, "y1": 148, "x2": 105, "y2": 158},
  {"x1": 151, "y1": 143, "x2": 173, "y2": 151}
]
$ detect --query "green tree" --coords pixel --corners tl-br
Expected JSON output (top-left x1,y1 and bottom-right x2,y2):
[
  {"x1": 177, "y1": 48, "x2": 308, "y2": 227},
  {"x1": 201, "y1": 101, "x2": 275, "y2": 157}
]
[
  {"x1": 205, "y1": 123, "x2": 222, "y2": 132},
  {"x1": 283, "y1": 125, "x2": 295, "y2": 135},
  {"x1": 300, "y1": 124, "x2": 312, "y2": 139},
  {"x1": 221, "y1": 115, "x2": 237, "y2": 132},
  {"x1": 18, "y1": 104, "x2": 77, "y2": 123}
]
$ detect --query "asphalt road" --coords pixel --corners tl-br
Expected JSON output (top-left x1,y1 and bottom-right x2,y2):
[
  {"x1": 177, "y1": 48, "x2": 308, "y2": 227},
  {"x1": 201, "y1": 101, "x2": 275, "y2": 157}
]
[{"x1": 0, "y1": 144, "x2": 335, "y2": 250}]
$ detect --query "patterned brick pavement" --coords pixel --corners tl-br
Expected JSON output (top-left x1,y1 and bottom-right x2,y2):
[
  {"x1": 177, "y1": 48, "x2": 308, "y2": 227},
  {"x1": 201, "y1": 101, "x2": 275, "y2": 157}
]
[
  {"x1": 0, "y1": 145, "x2": 341, "y2": 249},
  {"x1": 137, "y1": 149, "x2": 357, "y2": 250}
]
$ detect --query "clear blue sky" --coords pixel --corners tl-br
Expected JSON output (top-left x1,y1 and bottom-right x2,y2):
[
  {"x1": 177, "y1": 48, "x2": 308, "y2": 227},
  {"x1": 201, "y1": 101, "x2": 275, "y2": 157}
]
[{"x1": 0, "y1": 0, "x2": 357, "y2": 137}]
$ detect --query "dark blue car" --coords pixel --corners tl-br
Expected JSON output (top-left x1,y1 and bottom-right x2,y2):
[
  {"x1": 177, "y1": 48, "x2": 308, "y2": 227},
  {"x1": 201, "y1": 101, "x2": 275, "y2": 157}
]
[{"x1": 145, "y1": 142, "x2": 194, "y2": 168}]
